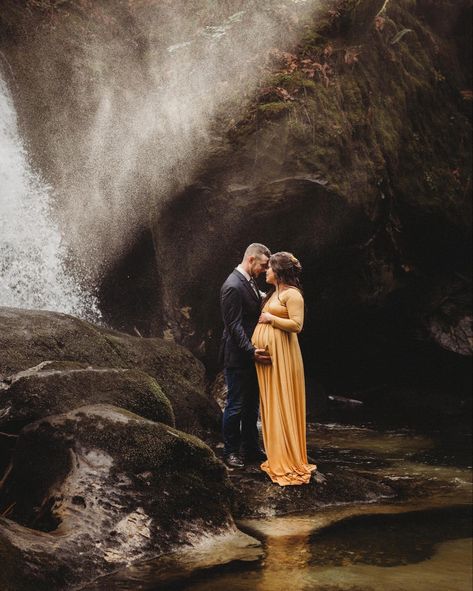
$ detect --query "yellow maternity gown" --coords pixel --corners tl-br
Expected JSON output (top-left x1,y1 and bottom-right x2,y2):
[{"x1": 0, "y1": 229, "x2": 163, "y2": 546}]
[{"x1": 252, "y1": 287, "x2": 316, "y2": 486}]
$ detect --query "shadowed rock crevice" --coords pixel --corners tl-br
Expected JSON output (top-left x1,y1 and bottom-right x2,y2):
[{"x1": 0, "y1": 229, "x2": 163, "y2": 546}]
[{"x1": 98, "y1": 227, "x2": 163, "y2": 337}]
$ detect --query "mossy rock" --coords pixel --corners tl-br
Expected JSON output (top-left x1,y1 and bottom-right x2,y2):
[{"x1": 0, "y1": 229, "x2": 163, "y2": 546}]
[
  {"x1": 0, "y1": 308, "x2": 221, "y2": 437},
  {"x1": 269, "y1": 71, "x2": 317, "y2": 92},
  {"x1": 0, "y1": 404, "x2": 244, "y2": 591},
  {"x1": 0, "y1": 361, "x2": 175, "y2": 431}
]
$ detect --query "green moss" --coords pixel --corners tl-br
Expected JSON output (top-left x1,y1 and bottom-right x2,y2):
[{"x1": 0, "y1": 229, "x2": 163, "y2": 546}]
[
  {"x1": 258, "y1": 102, "x2": 295, "y2": 117},
  {"x1": 5, "y1": 364, "x2": 175, "y2": 429},
  {"x1": 269, "y1": 71, "x2": 317, "y2": 92},
  {"x1": 341, "y1": 80, "x2": 367, "y2": 128},
  {"x1": 233, "y1": 0, "x2": 467, "y2": 217},
  {"x1": 269, "y1": 73, "x2": 293, "y2": 87},
  {"x1": 300, "y1": 78, "x2": 317, "y2": 90},
  {"x1": 125, "y1": 370, "x2": 175, "y2": 426}
]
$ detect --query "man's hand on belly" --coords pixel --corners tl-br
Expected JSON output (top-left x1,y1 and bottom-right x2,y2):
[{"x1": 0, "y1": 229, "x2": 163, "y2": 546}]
[{"x1": 254, "y1": 348, "x2": 272, "y2": 365}]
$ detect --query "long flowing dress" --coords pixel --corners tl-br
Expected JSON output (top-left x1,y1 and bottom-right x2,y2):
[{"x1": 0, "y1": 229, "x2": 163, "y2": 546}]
[{"x1": 252, "y1": 287, "x2": 316, "y2": 486}]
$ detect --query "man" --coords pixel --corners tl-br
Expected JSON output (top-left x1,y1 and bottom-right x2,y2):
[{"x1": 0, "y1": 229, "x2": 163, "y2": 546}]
[{"x1": 220, "y1": 243, "x2": 272, "y2": 469}]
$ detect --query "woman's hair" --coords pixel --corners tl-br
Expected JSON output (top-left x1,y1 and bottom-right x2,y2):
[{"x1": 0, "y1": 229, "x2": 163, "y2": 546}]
[
  {"x1": 270, "y1": 252, "x2": 302, "y2": 289},
  {"x1": 263, "y1": 251, "x2": 302, "y2": 304}
]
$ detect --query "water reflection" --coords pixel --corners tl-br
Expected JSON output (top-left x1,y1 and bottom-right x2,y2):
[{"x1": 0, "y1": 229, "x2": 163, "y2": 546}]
[
  {"x1": 310, "y1": 538, "x2": 472, "y2": 591},
  {"x1": 310, "y1": 423, "x2": 435, "y2": 457},
  {"x1": 81, "y1": 530, "x2": 263, "y2": 591},
  {"x1": 167, "y1": 507, "x2": 472, "y2": 591},
  {"x1": 257, "y1": 532, "x2": 312, "y2": 591}
]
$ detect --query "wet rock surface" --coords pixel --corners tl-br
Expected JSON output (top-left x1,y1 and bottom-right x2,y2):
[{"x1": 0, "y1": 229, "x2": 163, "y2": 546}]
[
  {"x1": 220, "y1": 420, "x2": 473, "y2": 520},
  {"x1": 228, "y1": 462, "x2": 395, "y2": 519},
  {"x1": 0, "y1": 405, "x2": 237, "y2": 591}
]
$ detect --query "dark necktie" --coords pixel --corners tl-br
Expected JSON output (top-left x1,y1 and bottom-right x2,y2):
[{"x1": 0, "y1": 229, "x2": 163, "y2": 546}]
[{"x1": 249, "y1": 277, "x2": 260, "y2": 299}]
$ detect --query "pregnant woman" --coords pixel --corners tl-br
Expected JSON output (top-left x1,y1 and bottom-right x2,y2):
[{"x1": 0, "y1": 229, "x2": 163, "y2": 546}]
[{"x1": 252, "y1": 252, "x2": 316, "y2": 486}]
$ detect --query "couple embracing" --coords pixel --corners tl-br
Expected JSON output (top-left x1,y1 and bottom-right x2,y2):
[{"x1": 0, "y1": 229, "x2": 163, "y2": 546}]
[{"x1": 220, "y1": 243, "x2": 317, "y2": 486}]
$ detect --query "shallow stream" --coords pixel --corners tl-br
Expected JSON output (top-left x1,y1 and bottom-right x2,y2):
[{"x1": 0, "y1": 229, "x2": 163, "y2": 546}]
[{"x1": 84, "y1": 421, "x2": 472, "y2": 591}]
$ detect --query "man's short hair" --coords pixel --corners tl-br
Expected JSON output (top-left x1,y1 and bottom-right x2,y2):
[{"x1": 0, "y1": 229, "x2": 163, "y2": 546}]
[{"x1": 244, "y1": 243, "x2": 271, "y2": 260}]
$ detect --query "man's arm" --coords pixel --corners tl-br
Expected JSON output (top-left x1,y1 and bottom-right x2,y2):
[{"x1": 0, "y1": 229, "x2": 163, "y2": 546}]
[{"x1": 221, "y1": 285, "x2": 255, "y2": 356}]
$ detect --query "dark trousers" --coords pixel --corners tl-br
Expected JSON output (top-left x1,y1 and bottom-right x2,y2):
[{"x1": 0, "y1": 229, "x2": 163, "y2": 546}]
[{"x1": 223, "y1": 366, "x2": 260, "y2": 456}]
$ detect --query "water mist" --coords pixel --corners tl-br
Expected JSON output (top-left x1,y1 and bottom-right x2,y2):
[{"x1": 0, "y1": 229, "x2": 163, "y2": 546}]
[{"x1": 1, "y1": 0, "x2": 322, "y2": 318}]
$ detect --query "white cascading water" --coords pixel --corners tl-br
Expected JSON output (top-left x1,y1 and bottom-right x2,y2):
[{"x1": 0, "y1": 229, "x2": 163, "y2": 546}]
[{"x1": 0, "y1": 73, "x2": 99, "y2": 319}]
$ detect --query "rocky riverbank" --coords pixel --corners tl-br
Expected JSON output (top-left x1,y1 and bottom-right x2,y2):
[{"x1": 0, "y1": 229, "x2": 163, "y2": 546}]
[{"x1": 0, "y1": 306, "x2": 412, "y2": 591}]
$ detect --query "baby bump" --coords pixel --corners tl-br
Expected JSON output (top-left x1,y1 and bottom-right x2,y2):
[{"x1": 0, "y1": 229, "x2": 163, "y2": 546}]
[{"x1": 252, "y1": 323, "x2": 273, "y2": 352}]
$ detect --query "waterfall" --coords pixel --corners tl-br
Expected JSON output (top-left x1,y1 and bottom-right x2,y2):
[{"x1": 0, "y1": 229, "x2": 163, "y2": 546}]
[{"x1": 0, "y1": 74, "x2": 100, "y2": 319}]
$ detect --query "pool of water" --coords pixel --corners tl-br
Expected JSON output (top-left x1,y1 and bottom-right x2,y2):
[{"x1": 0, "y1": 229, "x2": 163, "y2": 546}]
[
  {"x1": 84, "y1": 422, "x2": 472, "y2": 591},
  {"x1": 160, "y1": 505, "x2": 472, "y2": 591}
]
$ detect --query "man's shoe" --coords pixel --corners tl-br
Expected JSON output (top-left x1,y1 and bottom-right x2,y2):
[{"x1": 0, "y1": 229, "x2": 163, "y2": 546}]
[
  {"x1": 224, "y1": 453, "x2": 245, "y2": 469},
  {"x1": 243, "y1": 448, "x2": 267, "y2": 462}
]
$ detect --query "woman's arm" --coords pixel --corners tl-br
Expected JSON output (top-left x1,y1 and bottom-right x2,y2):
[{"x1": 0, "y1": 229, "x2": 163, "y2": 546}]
[{"x1": 269, "y1": 289, "x2": 304, "y2": 333}]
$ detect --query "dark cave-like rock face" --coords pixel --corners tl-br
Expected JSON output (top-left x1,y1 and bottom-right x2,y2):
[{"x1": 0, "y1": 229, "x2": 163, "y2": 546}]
[
  {"x1": 0, "y1": 405, "x2": 241, "y2": 591},
  {"x1": 146, "y1": 0, "x2": 472, "y2": 423},
  {"x1": 154, "y1": 176, "x2": 371, "y2": 361},
  {"x1": 83, "y1": 0, "x2": 473, "y2": 402}
]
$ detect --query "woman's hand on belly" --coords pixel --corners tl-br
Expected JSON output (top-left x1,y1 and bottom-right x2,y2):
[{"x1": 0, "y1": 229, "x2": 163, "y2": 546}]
[{"x1": 258, "y1": 312, "x2": 273, "y2": 324}]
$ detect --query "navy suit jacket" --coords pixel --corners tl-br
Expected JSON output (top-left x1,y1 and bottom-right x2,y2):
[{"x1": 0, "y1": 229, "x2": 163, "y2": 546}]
[{"x1": 219, "y1": 269, "x2": 262, "y2": 368}]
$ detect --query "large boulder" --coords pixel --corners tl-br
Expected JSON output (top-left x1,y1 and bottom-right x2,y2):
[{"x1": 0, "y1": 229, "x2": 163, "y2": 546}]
[
  {"x1": 0, "y1": 361, "x2": 175, "y2": 430},
  {"x1": 0, "y1": 307, "x2": 221, "y2": 437},
  {"x1": 0, "y1": 405, "x2": 257, "y2": 591}
]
